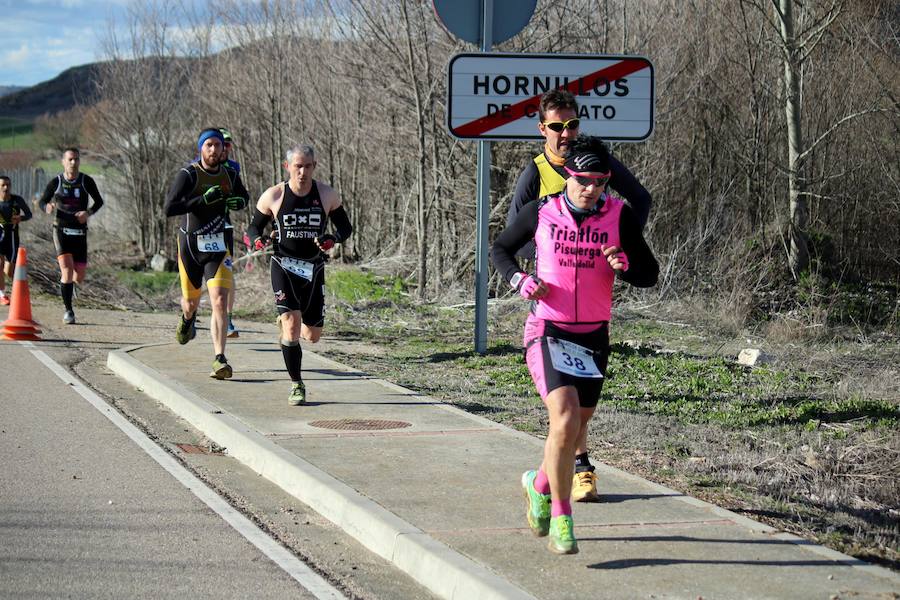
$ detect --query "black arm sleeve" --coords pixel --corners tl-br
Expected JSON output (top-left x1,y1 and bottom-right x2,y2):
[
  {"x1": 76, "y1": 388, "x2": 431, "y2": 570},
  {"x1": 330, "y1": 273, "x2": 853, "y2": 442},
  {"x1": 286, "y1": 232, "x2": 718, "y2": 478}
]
[
  {"x1": 38, "y1": 177, "x2": 58, "y2": 212},
  {"x1": 507, "y1": 160, "x2": 541, "y2": 260},
  {"x1": 608, "y1": 154, "x2": 652, "y2": 229},
  {"x1": 246, "y1": 207, "x2": 271, "y2": 244},
  {"x1": 506, "y1": 160, "x2": 540, "y2": 227},
  {"x1": 491, "y1": 200, "x2": 540, "y2": 284},
  {"x1": 15, "y1": 196, "x2": 32, "y2": 222},
  {"x1": 329, "y1": 205, "x2": 353, "y2": 242},
  {"x1": 83, "y1": 175, "x2": 104, "y2": 215},
  {"x1": 617, "y1": 205, "x2": 659, "y2": 288},
  {"x1": 164, "y1": 169, "x2": 202, "y2": 217}
]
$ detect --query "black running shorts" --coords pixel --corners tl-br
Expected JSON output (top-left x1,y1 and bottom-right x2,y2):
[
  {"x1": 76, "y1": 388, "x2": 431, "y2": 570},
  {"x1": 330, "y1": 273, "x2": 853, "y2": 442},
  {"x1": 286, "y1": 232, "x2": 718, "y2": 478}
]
[
  {"x1": 0, "y1": 228, "x2": 18, "y2": 263},
  {"x1": 270, "y1": 255, "x2": 326, "y2": 327},
  {"x1": 53, "y1": 225, "x2": 88, "y2": 264},
  {"x1": 177, "y1": 229, "x2": 234, "y2": 300},
  {"x1": 523, "y1": 315, "x2": 610, "y2": 408}
]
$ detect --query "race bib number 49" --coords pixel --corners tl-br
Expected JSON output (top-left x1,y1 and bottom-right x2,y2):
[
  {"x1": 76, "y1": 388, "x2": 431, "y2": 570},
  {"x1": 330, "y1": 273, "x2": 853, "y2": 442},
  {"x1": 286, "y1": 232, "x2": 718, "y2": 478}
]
[
  {"x1": 197, "y1": 232, "x2": 226, "y2": 252},
  {"x1": 547, "y1": 337, "x2": 603, "y2": 379}
]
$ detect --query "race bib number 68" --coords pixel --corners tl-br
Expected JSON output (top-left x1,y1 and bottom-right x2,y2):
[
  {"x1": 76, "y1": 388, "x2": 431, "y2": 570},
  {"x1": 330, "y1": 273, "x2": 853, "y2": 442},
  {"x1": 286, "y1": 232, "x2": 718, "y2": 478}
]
[{"x1": 197, "y1": 232, "x2": 226, "y2": 252}]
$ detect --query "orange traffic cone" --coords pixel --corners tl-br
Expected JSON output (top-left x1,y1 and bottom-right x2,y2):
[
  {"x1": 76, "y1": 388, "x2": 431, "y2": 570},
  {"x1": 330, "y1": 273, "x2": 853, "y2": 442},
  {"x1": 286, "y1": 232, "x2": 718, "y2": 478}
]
[{"x1": 1, "y1": 246, "x2": 42, "y2": 340}]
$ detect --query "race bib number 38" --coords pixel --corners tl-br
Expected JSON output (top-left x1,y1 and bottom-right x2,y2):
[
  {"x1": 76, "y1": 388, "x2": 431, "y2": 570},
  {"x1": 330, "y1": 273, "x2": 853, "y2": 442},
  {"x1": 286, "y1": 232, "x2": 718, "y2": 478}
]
[
  {"x1": 547, "y1": 337, "x2": 603, "y2": 378},
  {"x1": 197, "y1": 232, "x2": 226, "y2": 252}
]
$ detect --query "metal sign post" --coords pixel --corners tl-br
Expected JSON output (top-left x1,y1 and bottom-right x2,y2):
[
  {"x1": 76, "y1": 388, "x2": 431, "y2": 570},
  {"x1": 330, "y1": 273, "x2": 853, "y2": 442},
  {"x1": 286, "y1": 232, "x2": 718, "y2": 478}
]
[
  {"x1": 433, "y1": 0, "x2": 537, "y2": 355},
  {"x1": 473, "y1": 0, "x2": 493, "y2": 354}
]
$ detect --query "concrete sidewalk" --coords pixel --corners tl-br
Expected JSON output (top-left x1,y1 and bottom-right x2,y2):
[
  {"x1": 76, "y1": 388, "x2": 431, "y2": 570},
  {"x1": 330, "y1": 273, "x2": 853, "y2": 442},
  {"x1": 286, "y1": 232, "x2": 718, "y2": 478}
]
[{"x1": 107, "y1": 331, "x2": 900, "y2": 600}]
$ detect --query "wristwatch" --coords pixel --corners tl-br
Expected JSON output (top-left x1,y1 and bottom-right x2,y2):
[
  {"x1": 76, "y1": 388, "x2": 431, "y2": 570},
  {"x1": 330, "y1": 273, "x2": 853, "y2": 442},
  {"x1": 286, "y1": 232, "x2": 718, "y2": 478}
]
[{"x1": 510, "y1": 272, "x2": 526, "y2": 290}]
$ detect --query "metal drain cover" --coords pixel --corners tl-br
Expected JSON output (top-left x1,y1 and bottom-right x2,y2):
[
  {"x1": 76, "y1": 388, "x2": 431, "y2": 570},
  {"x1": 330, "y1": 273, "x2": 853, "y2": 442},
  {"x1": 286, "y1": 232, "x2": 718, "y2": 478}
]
[{"x1": 309, "y1": 418, "x2": 412, "y2": 431}]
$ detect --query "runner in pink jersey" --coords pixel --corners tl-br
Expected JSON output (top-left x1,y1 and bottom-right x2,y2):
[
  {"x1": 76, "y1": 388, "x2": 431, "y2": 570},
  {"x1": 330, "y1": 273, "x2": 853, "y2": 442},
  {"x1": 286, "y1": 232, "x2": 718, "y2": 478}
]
[{"x1": 491, "y1": 135, "x2": 659, "y2": 555}]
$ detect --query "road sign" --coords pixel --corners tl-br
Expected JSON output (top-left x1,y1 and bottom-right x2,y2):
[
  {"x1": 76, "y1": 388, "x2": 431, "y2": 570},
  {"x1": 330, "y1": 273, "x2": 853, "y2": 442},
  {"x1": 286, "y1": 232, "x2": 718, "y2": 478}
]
[
  {"x1": 432, "y1": 0, "x2": 536, "y2": 46},
  {"x1": 447, "y1": 53, "x2": 655, "y2": 141}
]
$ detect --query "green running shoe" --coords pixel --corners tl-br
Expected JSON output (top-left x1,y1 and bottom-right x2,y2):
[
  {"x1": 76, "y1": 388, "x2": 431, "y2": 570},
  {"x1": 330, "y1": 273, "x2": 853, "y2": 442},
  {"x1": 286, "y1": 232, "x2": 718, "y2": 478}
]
[
  {"x1": 547, "y1": 515, "x2": 578, "y2": 555},
  {"x1": 521, "y1": 470, "x2": 550, "y2": 537},
  {"x1": 210, "y1": 358, "x2": 233, "y2": 380},
  {"x1": 288, "y1": 382, "x2": 306, "y2": 406},
  {"x1": 176, "y1": 316, "x2": 196, "y2": 345}
]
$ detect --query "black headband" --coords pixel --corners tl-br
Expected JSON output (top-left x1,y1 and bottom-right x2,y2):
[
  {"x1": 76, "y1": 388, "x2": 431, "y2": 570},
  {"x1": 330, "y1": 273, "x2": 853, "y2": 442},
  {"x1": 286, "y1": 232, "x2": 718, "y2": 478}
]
[{"x1": 565, "y1": 152, "x2": 605, "y2": 173}]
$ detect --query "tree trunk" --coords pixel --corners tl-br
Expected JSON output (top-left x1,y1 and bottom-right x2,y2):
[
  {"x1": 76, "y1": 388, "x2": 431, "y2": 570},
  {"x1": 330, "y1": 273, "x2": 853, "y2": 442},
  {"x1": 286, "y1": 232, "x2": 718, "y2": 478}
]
[
  {"x1": 399, "y1": 0, "x2": 428, "y2": 300},
  {"x1": 778, "y1": 0, "x2": 809, "y2": 278}
]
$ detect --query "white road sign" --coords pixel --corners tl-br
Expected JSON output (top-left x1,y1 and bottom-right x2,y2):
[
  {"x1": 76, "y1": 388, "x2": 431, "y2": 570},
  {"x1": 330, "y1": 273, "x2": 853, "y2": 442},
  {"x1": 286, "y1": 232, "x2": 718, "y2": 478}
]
[{"x1": 447, "y1": 53, "x2": 654, "y2": 141}]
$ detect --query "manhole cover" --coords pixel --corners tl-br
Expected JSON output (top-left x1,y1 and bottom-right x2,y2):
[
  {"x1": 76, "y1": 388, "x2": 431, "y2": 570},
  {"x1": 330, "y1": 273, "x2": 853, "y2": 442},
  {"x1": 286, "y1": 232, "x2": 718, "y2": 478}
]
[{"x1": 309, "y1": 419, "x2": 412, "y2": 431}]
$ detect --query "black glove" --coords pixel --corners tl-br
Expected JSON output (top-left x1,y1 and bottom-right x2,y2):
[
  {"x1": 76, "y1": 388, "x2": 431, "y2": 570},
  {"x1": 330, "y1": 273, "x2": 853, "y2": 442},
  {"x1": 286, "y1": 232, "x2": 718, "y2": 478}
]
[
  {"x1": 225, "y1": 196, "x2": 246, "y2": 210},
  {"x1": 316, "y1": 234, "x2": 338, "y2": 251}
]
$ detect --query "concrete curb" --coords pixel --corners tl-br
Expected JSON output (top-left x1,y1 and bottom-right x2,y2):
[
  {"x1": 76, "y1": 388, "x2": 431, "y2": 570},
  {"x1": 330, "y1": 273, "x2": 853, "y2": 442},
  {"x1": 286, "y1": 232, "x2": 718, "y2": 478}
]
[{"x1": 107, "y1": 348, "x2": 537, "y2": 600}]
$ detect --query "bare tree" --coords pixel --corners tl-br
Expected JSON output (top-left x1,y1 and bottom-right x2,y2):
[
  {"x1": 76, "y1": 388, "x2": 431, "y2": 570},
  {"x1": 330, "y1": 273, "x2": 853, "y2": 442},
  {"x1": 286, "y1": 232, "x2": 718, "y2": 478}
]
[
  {"x1": 34, "y1": 107, "x2": 86, "y2": 152},
  {"x1": 88, "y1": 0, "x2": 899, "y2": 298},
  {"x1": 93, "y1": 0, "x2": 196, "y2": 258}
]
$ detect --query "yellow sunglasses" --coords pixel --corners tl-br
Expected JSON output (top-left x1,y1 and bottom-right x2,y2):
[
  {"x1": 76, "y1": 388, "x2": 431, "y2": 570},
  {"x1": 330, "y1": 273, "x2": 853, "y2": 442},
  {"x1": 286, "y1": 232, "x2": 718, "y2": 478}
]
[{"x1": 542, "y1": 118, "x2": 581, "y2": 132}]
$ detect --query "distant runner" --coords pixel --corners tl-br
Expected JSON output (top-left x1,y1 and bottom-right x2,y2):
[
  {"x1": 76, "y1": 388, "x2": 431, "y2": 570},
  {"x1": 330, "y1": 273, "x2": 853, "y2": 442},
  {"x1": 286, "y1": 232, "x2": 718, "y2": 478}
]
[
  {"x1": 38, "y1": 147, "x2": 104, "y2": 324},
  {"x1": 165, "y1": 128, "x2": 249, "y2": 379},
  {"x1": 507, "y1": 89, "x2": 654, "y2": 503},
  {"x1": 0, "y1": 175, "x2": 33, "y2": 305},
  {"x1": 246, "y1": 144, "x2": 353, "y2": 405},
  {"x1": 219, "y1": 127, "x2": 243, "y2": 338},
  {"x1": 492, "y1": 135, "x2": 659, "y2": 554}
]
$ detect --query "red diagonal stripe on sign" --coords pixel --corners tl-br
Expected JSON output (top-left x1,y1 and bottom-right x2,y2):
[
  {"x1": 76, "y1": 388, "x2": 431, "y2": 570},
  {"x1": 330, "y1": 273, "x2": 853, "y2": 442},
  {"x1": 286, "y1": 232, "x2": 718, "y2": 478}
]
[{"x1": 453, "y1": 58, "x2": 649, "y2": 137}]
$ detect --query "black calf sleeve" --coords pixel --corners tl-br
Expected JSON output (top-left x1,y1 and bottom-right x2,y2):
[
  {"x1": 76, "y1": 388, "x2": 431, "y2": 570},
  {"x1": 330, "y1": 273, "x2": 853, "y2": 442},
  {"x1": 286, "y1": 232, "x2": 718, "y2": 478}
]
[
  {"x1": 60, "y1": 281, "x2": 74, "y2": 312},
  {"x1": 280, "y1": 340, "x2": 303, "y2": 382}
]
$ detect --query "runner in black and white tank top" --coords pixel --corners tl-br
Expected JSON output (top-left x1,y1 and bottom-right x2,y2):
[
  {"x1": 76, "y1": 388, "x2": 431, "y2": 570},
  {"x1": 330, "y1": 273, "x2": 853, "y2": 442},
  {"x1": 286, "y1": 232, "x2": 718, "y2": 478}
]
[
  {"x1": 246, "y1": 144, "x2": 353, "y2": 406},
  {"x1": 273, "y1": 180, "x2": 329, "y2": 263}
]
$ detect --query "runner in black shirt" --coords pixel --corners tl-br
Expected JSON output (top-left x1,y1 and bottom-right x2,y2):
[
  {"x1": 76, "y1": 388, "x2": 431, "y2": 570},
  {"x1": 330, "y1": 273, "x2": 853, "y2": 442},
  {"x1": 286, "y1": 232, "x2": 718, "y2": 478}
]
[
  {"x1": 38, "y1": 147, "x2": 104, "y2": 324},
  {"x1": 219, "y1": 128, "x2": 244, "y2": 338},
  {"x1": 165, "y1": 128, "x2": 249, "y2": 379},
  {"x1": 247, "y1": 144, "x2": 353, "y2": 405},
  {"x1": 0, "y1": 175, "x2": 33, "y2": 305}
]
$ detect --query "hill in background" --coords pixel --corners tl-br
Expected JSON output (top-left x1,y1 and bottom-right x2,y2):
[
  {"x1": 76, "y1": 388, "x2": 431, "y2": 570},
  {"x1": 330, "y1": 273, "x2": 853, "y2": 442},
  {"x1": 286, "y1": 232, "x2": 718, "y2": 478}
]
[
  {"x1": 0, "y1": 86, "x2": 26, "y2": 98},
  {"x1": 0, "y1": 64, "x2": 102, "y2": 120}
]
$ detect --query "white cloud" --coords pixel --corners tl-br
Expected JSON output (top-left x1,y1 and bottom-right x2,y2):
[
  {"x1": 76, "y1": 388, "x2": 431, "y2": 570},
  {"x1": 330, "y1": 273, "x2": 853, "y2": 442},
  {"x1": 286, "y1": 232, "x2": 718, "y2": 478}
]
[
  {"x1": 23, "y1": 0, "x2": 86, "y2": 7},
  {"x1": 1, "y1": 1, "x2": 118, "y2": 85},
  {"x1": 0, "y1": 0, "x2": 286, "y2": 86},
  {"x1": 1, "y1": 44, "x2": 33, "y2": 69}
]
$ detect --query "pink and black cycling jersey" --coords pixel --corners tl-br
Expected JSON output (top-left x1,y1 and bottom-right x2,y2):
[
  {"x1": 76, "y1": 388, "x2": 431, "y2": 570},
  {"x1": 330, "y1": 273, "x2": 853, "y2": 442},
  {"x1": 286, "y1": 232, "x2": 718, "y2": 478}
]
[
  {"x1": 532, "y1": 193, "x2": 623, "y2": 323},
  {"x1": 491, "y1": 191, "x2": 658, "y2": 325}
]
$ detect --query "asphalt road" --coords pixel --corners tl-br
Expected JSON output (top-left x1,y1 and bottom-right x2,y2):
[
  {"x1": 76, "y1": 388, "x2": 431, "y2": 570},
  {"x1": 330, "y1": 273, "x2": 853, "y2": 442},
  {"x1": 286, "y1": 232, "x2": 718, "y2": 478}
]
[
  {"x1": 0, "y1": 340, "x2": 336, "y2": 600},
  {"x1": 1, "y1": 300, "x2": 434, "y2": 600}
]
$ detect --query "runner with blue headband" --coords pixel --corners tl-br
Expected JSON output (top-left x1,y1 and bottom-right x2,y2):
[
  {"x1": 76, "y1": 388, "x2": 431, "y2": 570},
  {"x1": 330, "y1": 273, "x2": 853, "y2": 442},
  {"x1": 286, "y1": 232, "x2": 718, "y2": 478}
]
[{"x1": 164, "y1": 127, "x2": 250, "y2": 380}]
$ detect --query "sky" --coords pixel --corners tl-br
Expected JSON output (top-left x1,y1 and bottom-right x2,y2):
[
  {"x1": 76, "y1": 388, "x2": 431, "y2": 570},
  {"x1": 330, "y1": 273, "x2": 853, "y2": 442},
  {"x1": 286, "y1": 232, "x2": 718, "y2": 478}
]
[{"x1": 1, "y1": 0, "x2": 129, "y2": 88}]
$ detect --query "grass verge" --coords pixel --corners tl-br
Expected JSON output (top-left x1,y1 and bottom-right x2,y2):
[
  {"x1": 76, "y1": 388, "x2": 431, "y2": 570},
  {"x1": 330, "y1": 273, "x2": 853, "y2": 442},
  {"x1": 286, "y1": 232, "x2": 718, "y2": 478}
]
[{"x1": 320, "y1": 266, "x2": 900, "y2": 571}]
